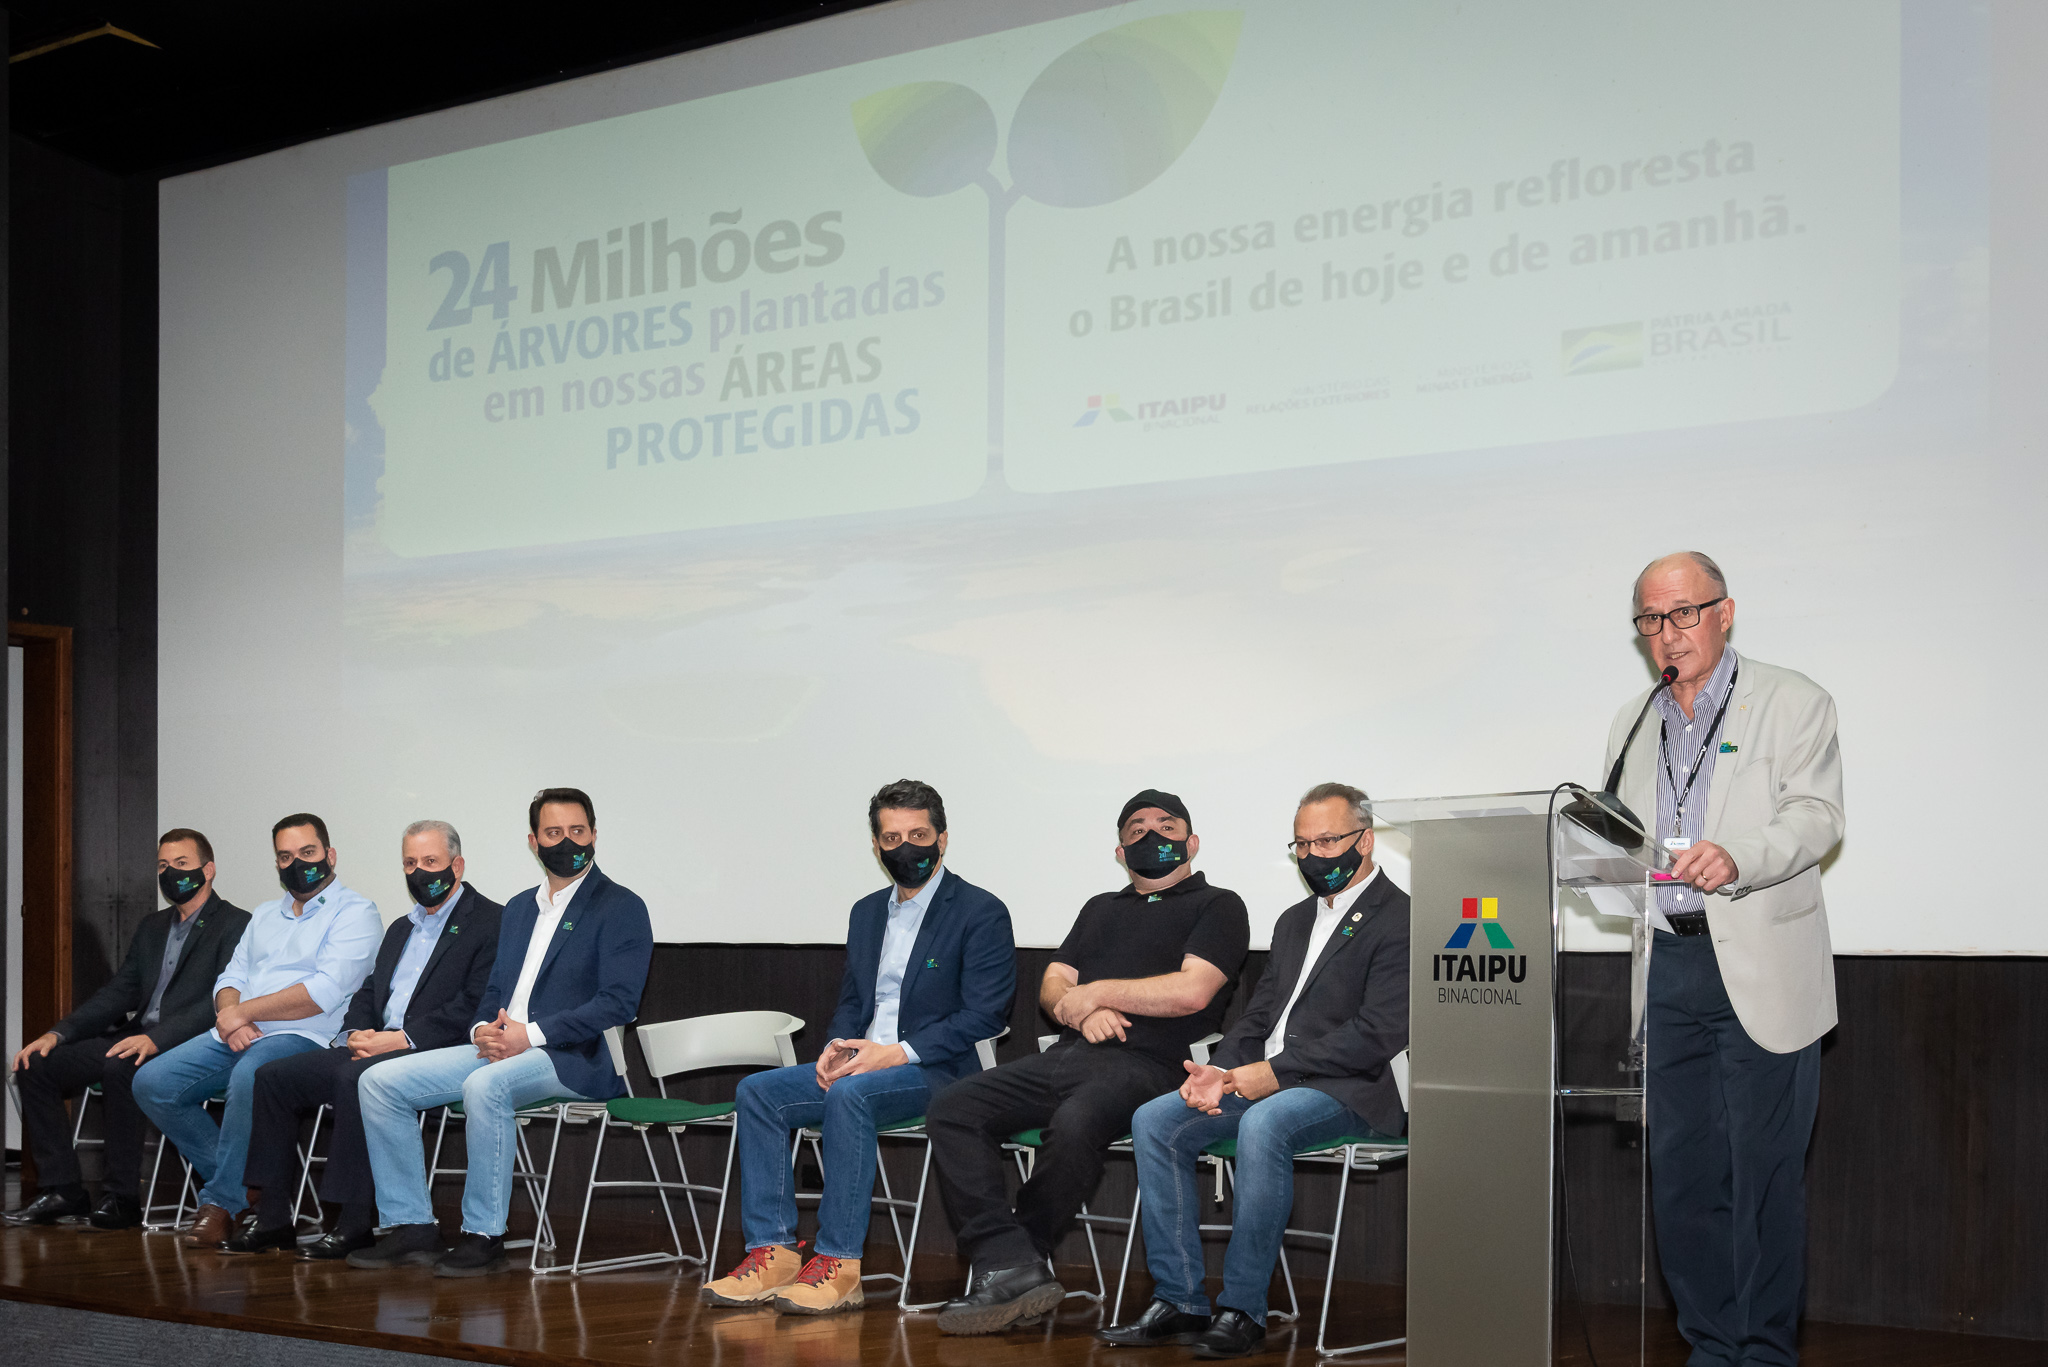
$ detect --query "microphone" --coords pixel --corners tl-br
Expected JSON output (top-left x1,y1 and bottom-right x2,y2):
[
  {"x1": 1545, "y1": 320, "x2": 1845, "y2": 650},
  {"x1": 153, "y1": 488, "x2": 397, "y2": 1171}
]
[{"x1": 1564, "y1": 665, "x2": 1677, "y2": 850}]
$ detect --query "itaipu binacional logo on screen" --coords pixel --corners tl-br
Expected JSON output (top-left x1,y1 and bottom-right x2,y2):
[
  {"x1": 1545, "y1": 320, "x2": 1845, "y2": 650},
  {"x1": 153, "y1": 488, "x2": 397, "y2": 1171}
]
[{"x1": 1435, "y1": 896, "x2": 1528, "y2": 1006}]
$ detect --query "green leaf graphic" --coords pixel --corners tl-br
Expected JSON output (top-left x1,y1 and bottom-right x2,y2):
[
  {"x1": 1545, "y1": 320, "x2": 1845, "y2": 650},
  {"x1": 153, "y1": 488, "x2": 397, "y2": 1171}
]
[
  {"x1": 1007, "y1": 11, "x2": 1242, "y2": 209},
  {"x1": 851, "y1": 81, "x2": 999, "y2": 197}
]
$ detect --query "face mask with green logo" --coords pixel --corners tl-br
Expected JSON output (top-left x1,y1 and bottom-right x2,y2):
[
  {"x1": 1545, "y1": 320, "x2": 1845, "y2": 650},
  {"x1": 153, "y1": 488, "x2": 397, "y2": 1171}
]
[
  {"x1": 1122, "y1": 832, "x2": 1188, "y2": 880},
  {"x1": 878, "y1": 839, "x2": 940, "y2": 890}
]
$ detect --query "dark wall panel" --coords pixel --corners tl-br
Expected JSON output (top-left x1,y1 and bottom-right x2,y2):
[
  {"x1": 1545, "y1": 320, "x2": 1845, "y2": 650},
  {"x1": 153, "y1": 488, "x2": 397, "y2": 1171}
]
[{"x1": 8, "y1": 136, "x2": 158, "y2": 1004}]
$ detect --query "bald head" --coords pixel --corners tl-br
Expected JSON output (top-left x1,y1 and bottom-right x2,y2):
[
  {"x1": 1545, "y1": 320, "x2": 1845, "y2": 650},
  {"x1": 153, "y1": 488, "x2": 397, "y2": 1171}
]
[{"x1": 1632, "y1": 551, "x2": 1727, "y2": 613}]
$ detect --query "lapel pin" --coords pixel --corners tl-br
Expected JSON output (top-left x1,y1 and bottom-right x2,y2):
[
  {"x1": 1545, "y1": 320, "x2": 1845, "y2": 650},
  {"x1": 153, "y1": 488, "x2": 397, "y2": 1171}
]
[
  {"x1": 1342, "y1": 926, "x2": 1356, "y2": 937},
  {"x1": 561, "y1": 921, "x2": 575, "y2": 932},
  {"x1": 1351, "y1": 911, "x2": 1362, "y2": 921},
  {"x1": 925, "y1": 957, "x2": 938, "y2": 969}
]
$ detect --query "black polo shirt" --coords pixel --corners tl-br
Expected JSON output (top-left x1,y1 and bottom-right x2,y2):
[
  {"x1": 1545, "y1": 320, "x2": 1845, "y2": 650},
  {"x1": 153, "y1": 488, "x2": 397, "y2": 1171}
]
[{"x1": 1052, "y1": 871, "x2": 1251, "y2": 1066}]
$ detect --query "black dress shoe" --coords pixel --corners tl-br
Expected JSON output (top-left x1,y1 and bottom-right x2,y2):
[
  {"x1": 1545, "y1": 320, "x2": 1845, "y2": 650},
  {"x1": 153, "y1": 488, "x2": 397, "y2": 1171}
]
[
  {"x1": 1191, "y1": 1307, "x2": 1267, "y2": 1359},
  {"x1": 1098, "y1": 1297, "x2": 1214, "y2": 1346},
  {"x1": 2, "y1": 1190, "x2": 90, "y2": 1226},
  {"x1": 347, "y1": 1223, "x2": 449, "y2": 1269},
  {"x1": 300, "y1": 1230, "x2": 376, "y2": 1261},
  {"x1": 434, "y1": 1231, "x2": 509, "y2": 1278},
  {"x1": 936, "y1": 1263, "x2": 1066, "y2": 1336},
  {"x1": 219, "y1": 1223, "x2": 298, "y2": 1254},
  {"x1": 86, "y1": 1194, "x2": 145, "y2": 1230}
]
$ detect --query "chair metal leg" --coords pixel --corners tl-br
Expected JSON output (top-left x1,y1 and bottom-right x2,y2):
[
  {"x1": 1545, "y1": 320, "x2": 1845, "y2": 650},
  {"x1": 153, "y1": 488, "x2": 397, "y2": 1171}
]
[
  {"x1": 1111, "y1": 1185, "x2": 1142, "y2": 1322},
  {"x1": 897, "y1": 1141, "x2": 944, "y2": 1310},
  {"x1": 668, "y1": 1125, "x2": 709, "y2": 1265},
  {"x1": 640, "y1": 1124, "x2": 688, "y2": 1266},
  {"x1": 706, "y1": 1120, "x2": 740, "y2": 1277},
  {"x1": 566, "y1": 1115, "x2": 609, "y2": 1274},
  {"x1": 1315, "y1": 1146, "x2": 1405, "y2": 1358},
  {"x1": 292, "y1": 1104, "x2": 330, "y2": 1232}
]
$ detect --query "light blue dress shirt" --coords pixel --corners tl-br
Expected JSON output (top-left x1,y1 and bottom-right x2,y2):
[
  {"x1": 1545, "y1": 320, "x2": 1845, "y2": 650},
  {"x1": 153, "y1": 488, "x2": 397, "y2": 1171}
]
[
  {"x1": 867, "y1": 864, "x2": 944, "y2": 1064},
  {"x1": 212, "y1": 880, "x2": 382, "y2": 1045},
  {"x1": 383, "y1": 884, "x2": 464, "y2": 1038}
]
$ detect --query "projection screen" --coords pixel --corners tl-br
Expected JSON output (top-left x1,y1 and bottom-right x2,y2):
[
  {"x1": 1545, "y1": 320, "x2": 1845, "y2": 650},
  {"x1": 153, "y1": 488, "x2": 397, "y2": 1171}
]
[{"x1": 159, "y1": 0, "x2": 2039, "y2": 952}]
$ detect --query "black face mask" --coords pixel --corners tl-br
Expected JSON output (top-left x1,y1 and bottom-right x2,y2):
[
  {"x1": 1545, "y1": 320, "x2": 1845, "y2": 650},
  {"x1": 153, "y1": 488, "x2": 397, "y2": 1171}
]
[
  {"x1": 536, "y1": 837, "x2": 594, "y2": 879},
  {"x1": 159, "y1": 866, "x2": 207, "y2": 906},
  {"x1": 878, "y1": 839, "x2": 941, "y2": 889},
  {"x1": 406, "y1": 864, "x2": 460, "y2": 908},
  {"x1": 1297, "y1": 836, "x2": 1367, "y2": 898},
  {"x1": 1122, "y1": 831, "x2": 1190, "y2": 880},
  {"x1": 278, "y1": 854, "x2": 334, "y2": 899}
]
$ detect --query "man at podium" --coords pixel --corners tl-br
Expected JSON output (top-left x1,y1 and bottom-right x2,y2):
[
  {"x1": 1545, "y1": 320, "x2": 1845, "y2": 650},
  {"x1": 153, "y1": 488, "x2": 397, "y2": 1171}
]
[{"x1": 1606, "y1": 552, "x2": 1844, "y2": 1367}]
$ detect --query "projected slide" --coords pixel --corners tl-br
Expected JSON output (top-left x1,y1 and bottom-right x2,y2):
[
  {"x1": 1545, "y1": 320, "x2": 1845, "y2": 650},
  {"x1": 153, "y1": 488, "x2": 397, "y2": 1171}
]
[
  {"x1": 349, "y1": 1, "x2": 1897, "y2": 557},
  {"x1": 159, "y1": 0, "x2": 2015, "y2": 950}
]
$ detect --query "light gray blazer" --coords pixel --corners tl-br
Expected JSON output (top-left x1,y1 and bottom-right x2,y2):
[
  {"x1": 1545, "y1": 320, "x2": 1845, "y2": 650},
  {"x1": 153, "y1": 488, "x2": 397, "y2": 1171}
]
[{"x1": 1605, "y1": 653, "x2": 1846, "y2": 1052}]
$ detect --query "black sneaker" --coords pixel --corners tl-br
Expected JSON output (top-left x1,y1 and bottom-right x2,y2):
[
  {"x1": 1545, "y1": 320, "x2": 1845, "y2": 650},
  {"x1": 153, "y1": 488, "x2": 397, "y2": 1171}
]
[
  {"x1": 935, "y1": 1263, "x2": 1065, "y2": 1336},
  {"x1": 85, "y1": 1194, "x2": 145, "y2": 1230},
  {"x1": 346, "y1": 1223, "x2": 448, "y2": 1269},
  {"x1": 219, "y1": 1223, "x2": 298, "y2": 1255},
  {"x1": 434, "y1": 1231, "x2": 509, "y2": 1278}
]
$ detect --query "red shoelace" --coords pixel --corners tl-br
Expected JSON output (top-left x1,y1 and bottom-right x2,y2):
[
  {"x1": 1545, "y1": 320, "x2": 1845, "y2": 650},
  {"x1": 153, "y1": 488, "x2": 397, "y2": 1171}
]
[
  {"x1": 728, "y1": 1246, "x2": 779, "y2": 1281},
  {"x1": 793, "y1": 1255, "x2": 844, "y2": 1287}
]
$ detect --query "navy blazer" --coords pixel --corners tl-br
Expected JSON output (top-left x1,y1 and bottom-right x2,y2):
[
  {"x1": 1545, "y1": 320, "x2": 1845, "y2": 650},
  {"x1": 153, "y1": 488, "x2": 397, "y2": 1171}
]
[
  {"x1": 473, "y1": 867, "x2": 653, "y2": 1101},
  {"x1": 827, "y1": 868, "x2": 1016, "y2": 1087},
  {"x1": 341, "y1": 886, "x2": 504, "y2": 1052}
]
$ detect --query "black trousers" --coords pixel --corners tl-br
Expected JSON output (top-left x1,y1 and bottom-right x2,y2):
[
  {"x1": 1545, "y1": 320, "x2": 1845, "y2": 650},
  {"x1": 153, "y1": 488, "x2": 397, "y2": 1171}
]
[
  {"x1": 927, "y1": 1039, "x2": 1181, "y2": 1271},
  {"x1": 1647, "y1": 933, "x2": 1821, "y2": 1367},
  {"x1": 244, "y1": 1044, "x2": 415, "y2": 1229},
  {"x1": 14, "y1": 1037, "x2": 151, "y2": 1198}
]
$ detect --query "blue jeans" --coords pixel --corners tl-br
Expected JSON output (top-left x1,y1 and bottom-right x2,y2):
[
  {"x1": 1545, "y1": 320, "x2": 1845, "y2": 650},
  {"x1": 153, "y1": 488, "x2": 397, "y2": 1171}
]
[
  {"x1": 1648, "y1": 932, "x2": 1821, "y2": 1367},
  {"x1": 1132, "y1": 1085, "x2": 1379, "y2": 1324},
  {"x1": 358, "y1": 1044, "x2": 582, "y2": 1237},
  {"x1": 735, "y1": 1063, "x2": 931, "y2": 1260},
  {"x1": 132, "y1": 1030, "x2": 324, "y2": 1213}
]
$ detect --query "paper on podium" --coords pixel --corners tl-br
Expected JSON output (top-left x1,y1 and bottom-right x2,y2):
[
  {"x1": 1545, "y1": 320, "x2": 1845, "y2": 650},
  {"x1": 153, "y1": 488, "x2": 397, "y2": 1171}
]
[{"x1": 1555, "y1": 803, "x2": 1667, "y2": 920}]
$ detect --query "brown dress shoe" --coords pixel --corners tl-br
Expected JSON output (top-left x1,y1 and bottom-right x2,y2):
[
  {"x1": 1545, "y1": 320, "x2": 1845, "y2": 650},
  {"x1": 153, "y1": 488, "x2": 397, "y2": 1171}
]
[{"x1": 184, "y1": 1203, "x2": 234, "y2": 1248}]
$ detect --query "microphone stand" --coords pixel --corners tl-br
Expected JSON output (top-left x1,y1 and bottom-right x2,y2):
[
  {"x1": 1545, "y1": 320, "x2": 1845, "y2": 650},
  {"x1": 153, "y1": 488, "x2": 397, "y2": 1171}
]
[{"x1": 1562, "y1": 666, "x2": 1677, "y2": 850}]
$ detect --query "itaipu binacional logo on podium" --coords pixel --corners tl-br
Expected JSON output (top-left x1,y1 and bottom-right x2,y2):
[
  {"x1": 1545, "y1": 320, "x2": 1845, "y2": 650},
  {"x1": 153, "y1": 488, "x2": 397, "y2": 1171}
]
[{"x1": 1434, "y1": 896, "x2": 1529, "y2": 1005}]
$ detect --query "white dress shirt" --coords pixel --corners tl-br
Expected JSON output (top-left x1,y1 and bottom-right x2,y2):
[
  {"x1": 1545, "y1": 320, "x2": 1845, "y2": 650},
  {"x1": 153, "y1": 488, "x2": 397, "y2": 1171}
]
[
  {"x1": 473, "y1": 869, "x2": 589, "y2": 1049},
  {"x1": 867, "y1": 865, "x2": 943, "y2": 1063},
  {"x1": 1265, "y1": 867, "x2": 1381, "y2": 1060}
]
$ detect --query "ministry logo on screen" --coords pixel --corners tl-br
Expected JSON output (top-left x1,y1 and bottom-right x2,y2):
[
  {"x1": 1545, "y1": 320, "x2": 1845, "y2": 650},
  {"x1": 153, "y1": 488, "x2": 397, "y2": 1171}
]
[{"x1": 1560, "y1": 322, "x2": 1644, "y2": 376}]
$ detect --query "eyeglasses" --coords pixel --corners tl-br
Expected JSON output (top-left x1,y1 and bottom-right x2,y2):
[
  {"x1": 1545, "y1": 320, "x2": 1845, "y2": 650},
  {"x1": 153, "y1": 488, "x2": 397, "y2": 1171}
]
[
  {"x1": 1632, "y1": 597, "x2": 1725, "y2": 636},
  {"x1": 1287, "y1": 829, "x2": 1367, "y2": 858}
]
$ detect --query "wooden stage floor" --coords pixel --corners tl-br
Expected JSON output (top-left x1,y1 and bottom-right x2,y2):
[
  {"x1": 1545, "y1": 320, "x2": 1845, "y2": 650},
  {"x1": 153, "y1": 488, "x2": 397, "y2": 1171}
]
[{"x1": 3, "y1": 1221, "x2": 2044, "y2": 1366}]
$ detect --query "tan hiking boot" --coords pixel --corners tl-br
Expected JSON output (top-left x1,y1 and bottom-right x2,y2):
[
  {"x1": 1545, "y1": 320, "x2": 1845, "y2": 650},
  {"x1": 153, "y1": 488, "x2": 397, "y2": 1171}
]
[
  {"x1": 772, "y1": 1254, "x2": 864, "y2": 1315},
  {"x1": 700, "y1": 1244, "x2": 804, "y2": 1306}
]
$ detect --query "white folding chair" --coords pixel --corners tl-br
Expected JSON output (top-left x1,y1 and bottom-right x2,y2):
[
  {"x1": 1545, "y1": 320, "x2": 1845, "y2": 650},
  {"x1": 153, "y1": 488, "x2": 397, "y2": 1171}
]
[
  {"x1": 140, "y1": 1090, "x2": 228, "y2": 1232},
  {"x1": 428, "y1": 1025, "x2": 631, "y2": 1271},
  {"x1": 1159, "y1": 1048, "x2": 1412, "y2": 1356},
  {"x1": 791, "y1": 1028, "x2": 1008, "y2": 1309},
  {"x1": 562, "y1": 1011, "x2": 803, "y2": 1276}
]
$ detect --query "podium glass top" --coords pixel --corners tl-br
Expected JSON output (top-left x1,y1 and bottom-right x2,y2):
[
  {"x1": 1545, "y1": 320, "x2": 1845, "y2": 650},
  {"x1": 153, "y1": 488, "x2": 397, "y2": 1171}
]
[{"x1": 1368, "y1": 791, "x2": 1558, "y2": 826}]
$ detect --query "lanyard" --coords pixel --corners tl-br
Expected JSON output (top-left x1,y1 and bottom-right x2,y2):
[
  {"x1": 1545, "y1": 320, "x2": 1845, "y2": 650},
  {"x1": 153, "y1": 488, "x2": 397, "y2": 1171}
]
[{"x1": 1659, "y1": 664, "x2": 1739, "y2": 835}]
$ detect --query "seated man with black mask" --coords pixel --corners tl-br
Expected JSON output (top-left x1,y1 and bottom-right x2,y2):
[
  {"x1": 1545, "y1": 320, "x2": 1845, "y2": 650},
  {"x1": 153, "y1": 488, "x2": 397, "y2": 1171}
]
[
  {"x1": 6, "y1": 829, "x2": 249, "y2": 1229},
  {"x1": 224, "y1": 819, "x2": 503, "y2": 1258},
  {"x1": 927, "y1": 789, "x2": 1250, "y2": 1336},
  {"x1": 1100, "y1": 782, "x2": 1409, "y2": 1359},
  {"x1": 701, "y1": 779, "x2": 1016, "y2": 1315},
  {"x1": 350, "y1": 788, "x2": 652, "y2": 1278}
]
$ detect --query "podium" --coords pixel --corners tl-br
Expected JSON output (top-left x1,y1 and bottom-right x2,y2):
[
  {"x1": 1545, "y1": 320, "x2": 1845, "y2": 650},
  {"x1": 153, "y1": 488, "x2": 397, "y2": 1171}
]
[{"x1": 1373, "y1": 792, "x2": 1657, "y2": 1367}]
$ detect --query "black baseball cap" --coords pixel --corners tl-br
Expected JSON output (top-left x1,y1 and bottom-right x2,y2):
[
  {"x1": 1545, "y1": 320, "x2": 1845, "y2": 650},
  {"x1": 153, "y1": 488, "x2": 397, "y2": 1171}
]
[{"x1": 1118, "y1": 789, "x2": 1191, "y2": 829}]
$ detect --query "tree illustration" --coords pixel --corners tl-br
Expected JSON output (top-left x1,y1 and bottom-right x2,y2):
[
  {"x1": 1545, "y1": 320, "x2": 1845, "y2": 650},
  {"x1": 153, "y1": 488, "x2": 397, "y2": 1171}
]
[{"x1": 851, "y1": 12, "x2": 1242, "y2": 490}]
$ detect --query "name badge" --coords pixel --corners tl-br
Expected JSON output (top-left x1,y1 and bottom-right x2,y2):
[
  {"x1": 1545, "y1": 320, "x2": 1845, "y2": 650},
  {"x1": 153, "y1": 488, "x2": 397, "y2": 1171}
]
[{"x1": 1662, "y1": 837, "x2": 1693, "y2": 852}]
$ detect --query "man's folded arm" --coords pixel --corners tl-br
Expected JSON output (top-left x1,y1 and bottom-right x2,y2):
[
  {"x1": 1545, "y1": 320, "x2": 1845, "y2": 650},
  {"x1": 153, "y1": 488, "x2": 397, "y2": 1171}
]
[{"x1": 1076, "y1": 955, "x2": 1229, "y2": 1019}]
